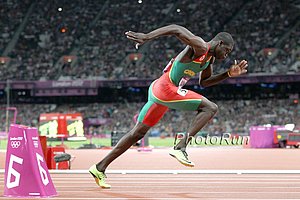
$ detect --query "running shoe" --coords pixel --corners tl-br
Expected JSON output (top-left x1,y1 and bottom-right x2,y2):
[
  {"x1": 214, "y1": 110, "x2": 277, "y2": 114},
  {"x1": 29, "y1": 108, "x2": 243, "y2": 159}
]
[
  {"x1": 89, "y1": 164, "x2": 111, "y2": 189},
  {"x1": 169, "y1": 149, "x2": 195, "y2": 167}
]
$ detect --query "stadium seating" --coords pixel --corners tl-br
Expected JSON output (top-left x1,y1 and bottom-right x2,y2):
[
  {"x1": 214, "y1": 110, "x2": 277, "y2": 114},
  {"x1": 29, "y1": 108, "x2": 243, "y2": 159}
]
[{"x1": 0, "y1": 0, "x2": 298, "y2": 80}]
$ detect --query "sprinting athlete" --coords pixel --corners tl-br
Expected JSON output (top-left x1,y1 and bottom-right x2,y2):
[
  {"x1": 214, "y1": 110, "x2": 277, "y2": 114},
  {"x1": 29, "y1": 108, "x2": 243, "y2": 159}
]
[{"x1": 89, "y1": 24, "x2": 248, "y2": 188}]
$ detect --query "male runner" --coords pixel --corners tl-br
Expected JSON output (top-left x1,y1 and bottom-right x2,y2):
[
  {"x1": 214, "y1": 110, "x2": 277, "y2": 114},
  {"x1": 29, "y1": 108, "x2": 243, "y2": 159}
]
[{"x1": 89, "y1": 24, "x2": 248, "y2": 188}]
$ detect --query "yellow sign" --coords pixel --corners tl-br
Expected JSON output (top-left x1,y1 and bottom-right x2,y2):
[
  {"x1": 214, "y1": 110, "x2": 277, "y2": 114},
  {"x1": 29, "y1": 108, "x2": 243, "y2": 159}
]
[
  {"x1": 67, "y1": 120, "x2": 84, "y2": 137},
  {"x1": 39, "y1": 120, "x2": 58, "y2": 138}
]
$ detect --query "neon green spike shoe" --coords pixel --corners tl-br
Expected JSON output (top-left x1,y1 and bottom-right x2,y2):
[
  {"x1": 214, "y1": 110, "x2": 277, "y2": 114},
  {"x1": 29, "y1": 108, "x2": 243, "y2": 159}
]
[
  {"x1": 89, "y1": 164, "x2": 111, "y2": 189},
  {"x1": 169, "y1": 149, "x2": 195, "y2": 167}
]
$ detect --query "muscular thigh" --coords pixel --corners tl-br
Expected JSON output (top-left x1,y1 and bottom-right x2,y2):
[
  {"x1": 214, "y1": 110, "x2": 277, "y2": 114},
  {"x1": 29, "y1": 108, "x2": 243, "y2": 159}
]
[
  {"x1": 149, "y1": 79, "x2": 203, "y2": 111},
  {"x1": 138, "y1": 101, "x2": 169, "y2": 127}
]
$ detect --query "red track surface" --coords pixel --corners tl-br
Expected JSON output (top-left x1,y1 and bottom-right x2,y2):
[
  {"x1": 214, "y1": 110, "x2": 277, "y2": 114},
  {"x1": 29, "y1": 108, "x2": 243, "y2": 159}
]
[
  {"x1": 1, "y1": 148, "x2": 300, "y2": 199},
  {"x1": 1, "y1": 173, "x2": 300, "y2": 199}
]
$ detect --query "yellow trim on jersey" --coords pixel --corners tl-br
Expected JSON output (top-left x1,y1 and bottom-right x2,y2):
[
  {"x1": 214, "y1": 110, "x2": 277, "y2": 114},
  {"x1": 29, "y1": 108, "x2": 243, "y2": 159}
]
[{"x1": 152, "y1": 90, "x2": 202, "y2": 103}]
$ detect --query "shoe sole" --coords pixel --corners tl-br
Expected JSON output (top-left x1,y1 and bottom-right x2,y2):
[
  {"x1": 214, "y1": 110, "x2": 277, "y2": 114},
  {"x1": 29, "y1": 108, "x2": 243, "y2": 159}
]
[
  {"x1": 89, "y1": 170, "x2": 111, "y2": 189},
  {"x1": 169, "y1": 153, "x2": 195, "y2": 167}
]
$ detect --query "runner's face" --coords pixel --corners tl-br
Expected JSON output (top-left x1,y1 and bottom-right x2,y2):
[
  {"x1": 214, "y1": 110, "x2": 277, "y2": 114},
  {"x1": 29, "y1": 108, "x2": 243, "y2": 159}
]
[{"x1": 215, "y1": 42, "x2": 233, "y2": 60}]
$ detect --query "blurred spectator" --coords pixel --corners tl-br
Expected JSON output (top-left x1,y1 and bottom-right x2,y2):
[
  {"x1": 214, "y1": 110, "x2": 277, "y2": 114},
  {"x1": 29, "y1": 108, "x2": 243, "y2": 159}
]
[
  {"x1": 0, "y1": 99, "x2": 298, "y2": 136},
  {"x1": 0, "y1": 0, "x2": 31, "y2": 54},
  {"x1": 0, "y1": 0, "x2": 298, "y2": 80}
]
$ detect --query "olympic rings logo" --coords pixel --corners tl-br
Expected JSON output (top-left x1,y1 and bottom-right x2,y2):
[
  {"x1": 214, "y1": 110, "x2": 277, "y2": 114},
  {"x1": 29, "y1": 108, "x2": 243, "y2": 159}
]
[{"x1": 10, "y1": 141, "x2": 21, "y2": 149}]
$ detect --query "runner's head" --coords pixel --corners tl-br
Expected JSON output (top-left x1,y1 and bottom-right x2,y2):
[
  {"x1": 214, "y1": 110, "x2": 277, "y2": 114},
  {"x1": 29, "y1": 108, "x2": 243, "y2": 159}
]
[{"x1": 211, "y1": 32, "x2": 234, "y2": 60}]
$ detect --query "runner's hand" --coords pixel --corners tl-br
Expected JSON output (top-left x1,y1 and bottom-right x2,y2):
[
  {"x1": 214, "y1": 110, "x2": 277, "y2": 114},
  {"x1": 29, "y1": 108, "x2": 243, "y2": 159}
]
[
  {"x1": 125, "y1": 31, "x2": 149, "y2": 49},
  {"x1": 228, "y1": 60, "x2": 248, "y2": 77}
]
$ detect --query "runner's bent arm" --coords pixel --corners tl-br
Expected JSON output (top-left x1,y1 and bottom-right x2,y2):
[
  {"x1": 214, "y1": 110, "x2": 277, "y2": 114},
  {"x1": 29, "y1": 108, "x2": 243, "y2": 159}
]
[
  {"x1": 125, "y1": 24, "x2": 207, "y2": 55},
  {"x1": 199, "y1": 60, "x2": 230, "y2": 88},
  {"x1": 200, "y1": 59, "x2": 248, "y2": 87}
]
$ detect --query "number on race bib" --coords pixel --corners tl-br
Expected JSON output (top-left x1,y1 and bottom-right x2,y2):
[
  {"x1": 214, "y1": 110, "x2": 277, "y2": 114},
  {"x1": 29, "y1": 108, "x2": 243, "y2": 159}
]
[{"x1": 177, "y1": 88, "x2": 188, "y2": 96}]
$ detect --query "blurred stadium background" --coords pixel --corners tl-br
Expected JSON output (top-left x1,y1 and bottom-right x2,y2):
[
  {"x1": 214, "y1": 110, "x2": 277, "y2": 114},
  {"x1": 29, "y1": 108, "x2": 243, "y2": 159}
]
[{"x1": 0, "y1": 0, "x2": 299, "y2": 151}]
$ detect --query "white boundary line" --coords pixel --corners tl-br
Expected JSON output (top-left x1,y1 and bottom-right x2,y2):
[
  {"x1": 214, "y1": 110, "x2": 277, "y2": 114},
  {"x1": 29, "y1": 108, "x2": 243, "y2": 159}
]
[
  {"x1": 1, "y1": 169, "x2": 300, "y2": 174},
  {"x1": 0, "y1": 198, "x2": 287, "y2": 200}
]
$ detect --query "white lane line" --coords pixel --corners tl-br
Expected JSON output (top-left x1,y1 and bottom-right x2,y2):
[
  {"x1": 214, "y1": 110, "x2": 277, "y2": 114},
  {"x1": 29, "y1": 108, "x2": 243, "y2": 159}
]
[
  {"x1": 56, "y1": 186, "x2": 300, "y2": 189},
  {"x1": 49, "y1": 178, "x2": 300, "y2": 183},
  {"x1": 2, "y1": 169, "x2": 300, "y2": 174},
  {"x1": 49, "y1": 177, "x2": 300, "y2": 180},
  {"x1": 49, "y1": 169, "x2": 300, "y2": 174},
  {"x1": 55, "y1": 191, "x2": 300, "y2": 194},
  {"x1": 50, "y1": 177, "x2": 300, "y2": 180},
  {"x1": 0, "y1": 198, "x2": 189, "y2": 200},
  {"x1": 3, "y1": 186, "x2": 300, "y2": 190},
  {"x1": 0, "y1": 198, "x2": 271, "y2": 200},
  {"x1": 2, "y1": 177, "x2": 300, "y2": 181},
  {"x1": 53, "y1": 184, "x2": 300, "y2": 188},
  {"x1": 51, "y1": 180, "x2": 300, "y2": 183},
  {"x1": 0, "y1": 198, "x2": 295, "y2": 200}
]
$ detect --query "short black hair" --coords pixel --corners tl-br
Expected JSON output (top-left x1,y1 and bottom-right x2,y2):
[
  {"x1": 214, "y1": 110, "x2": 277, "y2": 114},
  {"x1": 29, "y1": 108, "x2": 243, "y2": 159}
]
[{"x1": 213, "y1": 32, "x2": 234, "y2": 46}]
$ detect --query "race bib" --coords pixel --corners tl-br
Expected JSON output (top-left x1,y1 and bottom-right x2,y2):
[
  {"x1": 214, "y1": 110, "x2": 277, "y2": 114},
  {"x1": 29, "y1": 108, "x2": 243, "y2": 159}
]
[
  {"x1": 177, "y1": 77, "x2": 189, "y2": 96},
  {"x1": 177, "y1": 88, "x2": 188, "y2": 96}
]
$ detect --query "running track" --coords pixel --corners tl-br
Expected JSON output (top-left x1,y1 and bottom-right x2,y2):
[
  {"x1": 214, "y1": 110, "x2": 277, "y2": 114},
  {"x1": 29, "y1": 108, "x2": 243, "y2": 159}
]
[
  {"x1": 1, "y1": 148, "x2": 300, "y2": 199},
  {"x1": 1, "y1": 173, "x2": 300, "y2": 199}
]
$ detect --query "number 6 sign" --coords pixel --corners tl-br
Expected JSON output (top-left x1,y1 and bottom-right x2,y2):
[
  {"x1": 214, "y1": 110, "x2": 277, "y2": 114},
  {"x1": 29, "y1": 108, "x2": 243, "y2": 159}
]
[
  {"x1": 6, "y1": 154, "x2": 23, "y2": 189},
  {"x1": 4, "y1": 124, "x2": 57, "y2": 197}
]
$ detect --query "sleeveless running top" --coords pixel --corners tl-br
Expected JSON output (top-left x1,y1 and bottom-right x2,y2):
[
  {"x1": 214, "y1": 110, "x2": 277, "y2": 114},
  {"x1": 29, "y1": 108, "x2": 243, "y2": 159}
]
[{"x1": 163, "y1": 46, "x2": 212, "y2": 87}]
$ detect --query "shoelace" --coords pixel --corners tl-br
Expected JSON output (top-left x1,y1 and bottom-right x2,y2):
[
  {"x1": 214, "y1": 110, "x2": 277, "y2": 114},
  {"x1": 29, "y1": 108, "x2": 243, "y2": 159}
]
[
  {"x1": 182, "y1": 150, "x2": 189, "y2": 160},
  {"x1": 98, "y1": 172, "x2": 107, "y2": 180}
]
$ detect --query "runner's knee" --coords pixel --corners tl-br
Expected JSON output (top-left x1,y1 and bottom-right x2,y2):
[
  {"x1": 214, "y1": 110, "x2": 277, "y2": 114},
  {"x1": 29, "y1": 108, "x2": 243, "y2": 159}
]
[
  {"x1": 201, "y1": 101, "x2": 218, "y2": 116},
  {"x1": 208, "y1": 102, "x2": 218, "y2": 115}
]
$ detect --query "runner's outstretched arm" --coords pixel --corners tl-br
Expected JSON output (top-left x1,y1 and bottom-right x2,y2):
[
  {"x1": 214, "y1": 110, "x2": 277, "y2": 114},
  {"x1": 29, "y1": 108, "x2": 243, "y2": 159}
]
[{"x1": 125, "y1": 24, "x2": 207, "y2": 55}]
